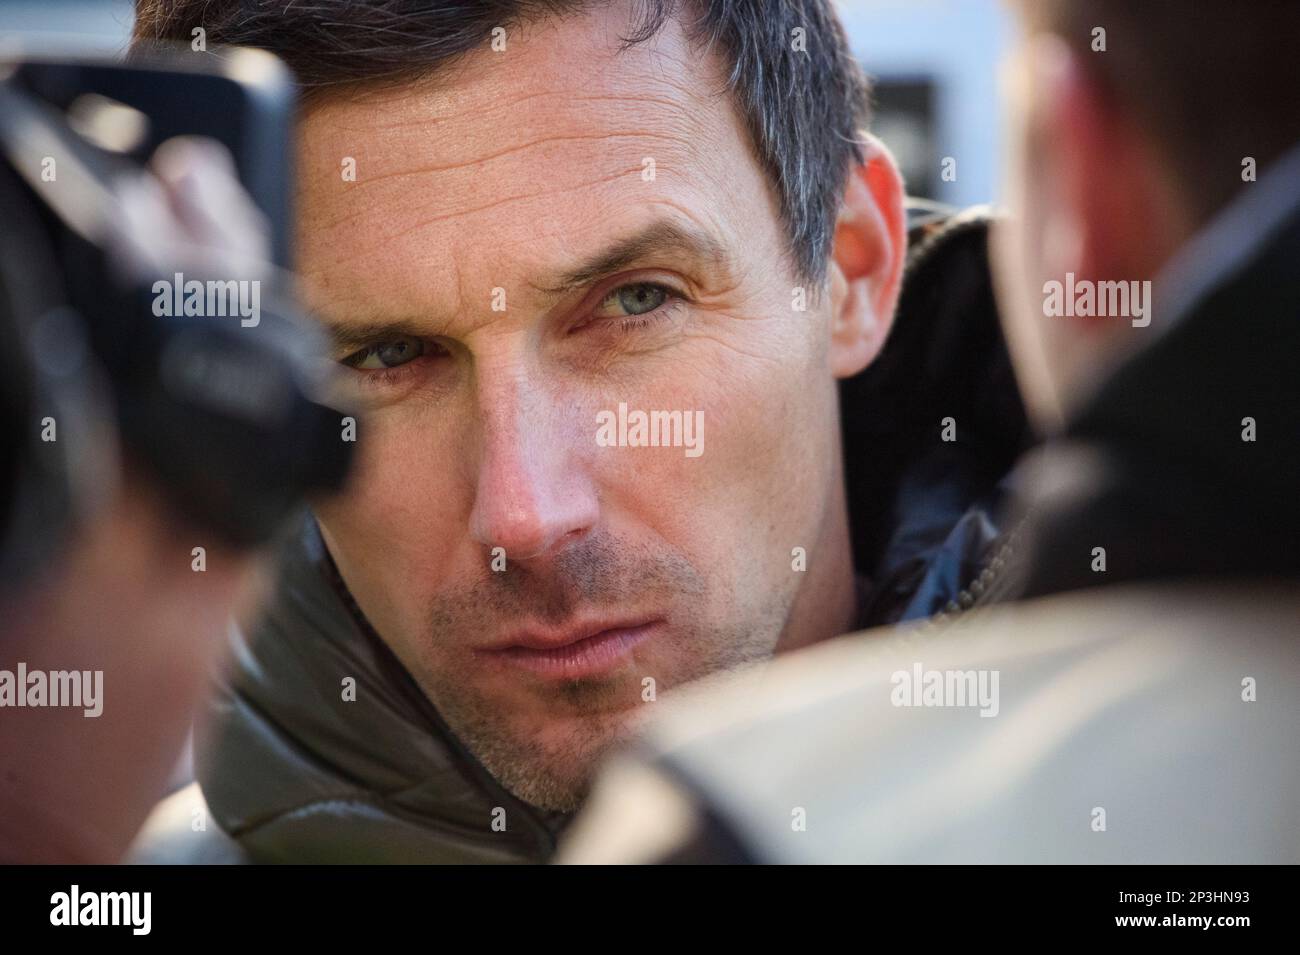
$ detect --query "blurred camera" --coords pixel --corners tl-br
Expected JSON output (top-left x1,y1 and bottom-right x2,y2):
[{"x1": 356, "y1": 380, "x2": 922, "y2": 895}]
[{"x1": 0, "y1": 48, "x2": 353, "y2": 583}]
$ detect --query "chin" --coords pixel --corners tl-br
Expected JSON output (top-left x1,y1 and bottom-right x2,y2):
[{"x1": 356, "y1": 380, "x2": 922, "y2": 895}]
[{"x1": 495, "y1": 712, "x2": 645, "y2": 813}]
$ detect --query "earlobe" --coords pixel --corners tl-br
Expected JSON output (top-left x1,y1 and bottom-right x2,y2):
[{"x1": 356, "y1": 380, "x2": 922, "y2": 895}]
[
  {"x1": 826, "y1": 260, "x2": 878, "y2": 378},
  {"x1": 828, "y1": 135, "x2": 907, "y2": 379}
]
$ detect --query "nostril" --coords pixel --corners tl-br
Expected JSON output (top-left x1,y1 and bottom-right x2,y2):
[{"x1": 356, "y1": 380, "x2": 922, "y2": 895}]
[{"x1": 556, "y1": 526, "x2": 590, "y2": 549}]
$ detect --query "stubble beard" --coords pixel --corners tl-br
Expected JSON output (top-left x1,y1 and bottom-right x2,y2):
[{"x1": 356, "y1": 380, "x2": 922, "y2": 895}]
[{"x1": 402, "y1": 531, "x2": 786, "y2": 812}]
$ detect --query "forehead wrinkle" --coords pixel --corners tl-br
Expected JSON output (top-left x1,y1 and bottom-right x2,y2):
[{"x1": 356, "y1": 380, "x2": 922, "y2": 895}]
[
  {"x1": 301, "y1": 118, "x2": 699, "y2": 243},
  {"x1": 301, "y1": 71, "x2": 712, "y2": 182},
  {"x1": 327, "y1": 92, "x2": 706, "y2": 179},
  {"x1": 318, "y1": 85, "x2": 574, "y2": 132},
  {"x1": 359, "y1": 161, "x2": 648, "y2": 251},
  {"x1": 318, "y1": 84, "x2": 696, "y2": 135},
  {"x1": 321, "y1": 129, "x2": 672, "y2": 191}
]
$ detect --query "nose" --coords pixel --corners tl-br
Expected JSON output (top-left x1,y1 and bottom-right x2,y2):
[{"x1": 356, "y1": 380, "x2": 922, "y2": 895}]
[{"x1": 468, "y1": 370, "x2": 599, "y2": 562}]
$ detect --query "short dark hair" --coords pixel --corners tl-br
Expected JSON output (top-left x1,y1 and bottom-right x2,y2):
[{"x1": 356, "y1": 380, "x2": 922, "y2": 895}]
[
  {"x1": 132, "y1": 0, "x2": 873, "y2": 283},
  {"x1": 1019, "y1": 0, "x2": 1300, "y2": 225}
]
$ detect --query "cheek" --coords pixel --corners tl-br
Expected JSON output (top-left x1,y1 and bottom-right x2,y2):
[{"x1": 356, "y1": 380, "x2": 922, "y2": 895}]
[
  {"x1": 315, "y1": 412, "x2": 467, "y2": 635},
  {"x1": 597, "y1": 321, "x2": 832, "y2": 582}
]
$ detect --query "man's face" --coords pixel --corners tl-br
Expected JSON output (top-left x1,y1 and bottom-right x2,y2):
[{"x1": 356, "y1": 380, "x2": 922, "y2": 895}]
[{"x1": 299, "y1": 5, "x2": 848, "y2": 810}]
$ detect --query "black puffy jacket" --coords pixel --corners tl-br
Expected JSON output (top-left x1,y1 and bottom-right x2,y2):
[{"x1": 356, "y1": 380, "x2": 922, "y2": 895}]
[{"x1": 129, "y1": 202, "x2": 1031, "y2": 863}]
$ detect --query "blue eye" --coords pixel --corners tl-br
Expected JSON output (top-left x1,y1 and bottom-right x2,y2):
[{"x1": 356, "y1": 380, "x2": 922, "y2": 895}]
[
  {"x1": 595, "y1": 283, "x2": 669, "y2": 319},
  {"x1": 344, "y1": 336, "x2": 425, "y2": 370}
]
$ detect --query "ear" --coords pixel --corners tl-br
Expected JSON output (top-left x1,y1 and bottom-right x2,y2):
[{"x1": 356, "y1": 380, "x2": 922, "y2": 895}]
[
  {"x1": 827, "y1": 133, "x2": 907, "y2": 379},
  {"x1": 995, "y1": 33, "x2": 1183, "y2": 432},
  {"x1": 1029, "y1": 35, "x2": 1171, "y2": 302},
  {"x1": 1030, "y1": 36, "x2": 1105, "y2": 293}
]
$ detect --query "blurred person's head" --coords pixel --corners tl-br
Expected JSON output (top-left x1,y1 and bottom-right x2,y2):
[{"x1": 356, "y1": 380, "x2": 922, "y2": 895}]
[
  {"x1": 0, "y1": 480, "x2": 258, "y2": 862},
  {"x1": 134, "y1": 0, "x2": 907, "y2": 811},
  {"x1": 994, "y1": 0, "x2": 1300, "y2": 428},
  {"x1": 0, "y1": 124, "x2": 341, "y2": 861}
]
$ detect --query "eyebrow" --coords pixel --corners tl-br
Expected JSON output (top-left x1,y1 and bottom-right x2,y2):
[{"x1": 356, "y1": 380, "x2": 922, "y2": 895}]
[
  {"x1": 536, "y1": 218, "x2": 734, "y2": 295},
  {"x1": 315, "y1": 218, "x2": 734, "y2": 355},
  {"x1": 318, "y1": 317, "x2": 435, "y2": 356}
]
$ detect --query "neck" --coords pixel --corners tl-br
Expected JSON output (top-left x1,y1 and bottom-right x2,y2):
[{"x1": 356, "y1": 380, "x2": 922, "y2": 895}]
[{"x1": 774, "y1": 449, "x2": 859, "y2": 655}]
